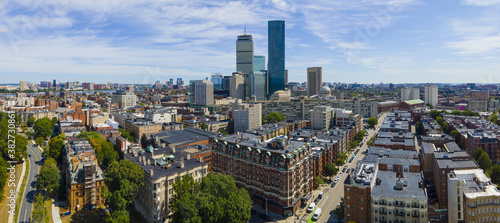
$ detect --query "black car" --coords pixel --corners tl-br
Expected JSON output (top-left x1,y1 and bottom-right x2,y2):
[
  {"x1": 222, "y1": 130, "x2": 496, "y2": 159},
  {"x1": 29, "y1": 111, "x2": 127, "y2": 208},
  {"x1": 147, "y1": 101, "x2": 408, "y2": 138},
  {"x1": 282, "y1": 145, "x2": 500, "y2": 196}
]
[
  {"x1": 331, "y1": 182, "x2": 336, "y2": 187},
  {"x1": 342, "y1": 167, "x2": 347, "y2": 173},
  {"x1": 259, "y1": 213, "x2": 272, "y2": 221},
  {"x1": 314, "y1": 197, "x2": 320, "y2": 204}
]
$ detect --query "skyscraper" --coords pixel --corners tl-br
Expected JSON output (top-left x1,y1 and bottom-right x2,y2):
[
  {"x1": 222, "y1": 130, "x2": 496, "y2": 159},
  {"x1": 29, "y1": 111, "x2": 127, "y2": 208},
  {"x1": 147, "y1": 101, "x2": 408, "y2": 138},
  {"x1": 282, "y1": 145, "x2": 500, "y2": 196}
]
[
  {"x1": 307, "y1": 67, "x2": 322, "y2": 97},
  {"x1": 249, "y1": 71, "x2": 267, "y2": 100},
  {"x1": 53, "y1": 79, "x2": 56, "y2": 88},
  {"x1": 230, "y1": 72, "x2": 245, "y2": 100},
  {"x1": 424, "y1": 84, "x2": 438, "y2": 107},
  {"x1": 267, "y1": 20, "x2": 285, "y2": 96},
  {"x1": 254, "y1": 55, "x2": 265, "y2": 71},
  {"x1": 190, "y1": 80, "x2": 214, "y2": 106},
  {"x1": 211, "y1": 73, "x2": 224, "y2": 90},
  {"x1": 19, "y1": 80, "x2": 25, "y2": 91},
  {"x1": 401, "y1": 87, "x2": 420, "y2": 101},
  {"x1": 236, "y1": 34, "x2": 254, "y2": 75},
  {"x1": 177, "y1": 78, "x2": 183, "y2": 86}
]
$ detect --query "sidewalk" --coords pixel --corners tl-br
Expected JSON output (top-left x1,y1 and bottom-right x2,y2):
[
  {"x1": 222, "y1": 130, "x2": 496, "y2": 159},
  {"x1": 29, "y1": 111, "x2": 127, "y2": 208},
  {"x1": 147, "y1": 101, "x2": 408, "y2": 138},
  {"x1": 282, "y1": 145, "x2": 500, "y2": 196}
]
[
  {"x1": 8, "y1": 159, "x2": 27, "y2": 223},
  {"x1": 52, "y1": 198, "x2": 62, "y2": 223}
]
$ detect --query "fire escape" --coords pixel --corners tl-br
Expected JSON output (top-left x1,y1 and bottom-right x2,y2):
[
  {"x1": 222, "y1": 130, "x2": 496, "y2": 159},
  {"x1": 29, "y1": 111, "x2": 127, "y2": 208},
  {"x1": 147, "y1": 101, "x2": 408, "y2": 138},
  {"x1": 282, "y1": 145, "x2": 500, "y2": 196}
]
[{"x1": 84, "y1": 162, "x2": 97, "y2": 208}]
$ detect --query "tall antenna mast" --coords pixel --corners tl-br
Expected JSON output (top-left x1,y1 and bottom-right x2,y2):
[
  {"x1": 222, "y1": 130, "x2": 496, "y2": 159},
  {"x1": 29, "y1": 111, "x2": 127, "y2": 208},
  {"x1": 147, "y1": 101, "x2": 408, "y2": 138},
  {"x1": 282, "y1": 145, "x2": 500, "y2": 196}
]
[{"x1": 244, "y1": 25, "x2": 246, "y2": 35}]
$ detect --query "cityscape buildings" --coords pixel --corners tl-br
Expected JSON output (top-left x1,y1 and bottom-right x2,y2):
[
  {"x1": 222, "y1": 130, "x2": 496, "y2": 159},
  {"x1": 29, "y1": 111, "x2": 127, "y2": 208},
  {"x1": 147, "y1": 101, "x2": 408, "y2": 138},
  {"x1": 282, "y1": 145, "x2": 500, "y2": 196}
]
[
  {"x1": 424, "y1": 84, "x2": 438, "y2": 107},
  {"x1": 267, "y1": 20, "x2": 285, "y2": 96},
  {"x1": 307, "y1": 67, "x2": 322, "y2": 97}
]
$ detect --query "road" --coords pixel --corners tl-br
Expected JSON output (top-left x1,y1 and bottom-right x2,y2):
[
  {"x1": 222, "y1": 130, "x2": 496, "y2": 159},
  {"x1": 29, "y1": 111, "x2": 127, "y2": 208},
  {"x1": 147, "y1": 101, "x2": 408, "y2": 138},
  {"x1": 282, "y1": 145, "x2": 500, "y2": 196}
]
[
  {"x1": 313, "y1": 113, "x2": 388, "y2": 223},
  {"x1": 18, "y1": 139, "x2": 43, "y2": 223}
]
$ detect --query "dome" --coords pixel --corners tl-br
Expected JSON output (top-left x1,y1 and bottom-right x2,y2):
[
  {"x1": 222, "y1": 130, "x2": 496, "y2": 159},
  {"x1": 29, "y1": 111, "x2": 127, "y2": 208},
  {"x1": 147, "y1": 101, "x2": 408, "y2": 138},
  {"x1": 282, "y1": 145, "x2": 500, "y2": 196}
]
[
  {"x1": 318, "y1": 86, "x2": 332, "y2": 97},
  {"x1": 319, "y1": 86, "x2": 331, "y2": 93}
]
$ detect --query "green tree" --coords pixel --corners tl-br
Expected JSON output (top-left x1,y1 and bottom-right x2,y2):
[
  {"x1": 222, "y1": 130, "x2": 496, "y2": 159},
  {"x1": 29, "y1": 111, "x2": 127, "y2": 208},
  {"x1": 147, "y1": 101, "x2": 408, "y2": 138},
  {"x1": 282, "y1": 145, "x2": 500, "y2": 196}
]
[
  {"x1": 490, "y1": 113, "x2": 498, "y2": 125},
  {"x1": 34, "y1": 117, "x2": 53, "y2": 139},
  {"x1": 333, "y1": 197, "x2": 344, "y2": 222},
  {"x1": 37, "y1": 158, "x2": 61, "y2": 197},
  {"x1": 265, "y1": 112, "x2": 285, "y2": 123},
  {"x1": 334, "y1": 158, "x2": 345, "y2": 166},
  {"x1": 367, "y1": 117, "x2": 378, "y2": 128},
  {"x1": 426, "y1": 103, "x2": 433, "y2": 108},
  {"x1": 96, "y1": 141, "x2": 119, "y2": 169},
  {"x1": 324, "y1": 163, "x2": 338, "y2": 178},
  {"x1": 32, "y1": 193, "x2": 48, "y2": 223},
  {"x1": 47, "y1": 134, "x2": 65, "y2": 161},
  {"x1": 490, "y1": 164, "x2": 500, "y2": 185},
  {"x1": 51, "y1": 117, "x2": 58, "y2": 125},
  {"x1": 171, "y1": 174, "x2": 252, "y2": 223},
  {"x1": 106, "y1": 210, "x2": 130, "y2": 223},
  {"x1": 436, "y1": 117, "x2": 443, "y2": 125},
  {"x1": 340, "y1": 152, "x2": 348, "y2": 161},
  {"x1": 441, "y1": 122, "x2": 450, "y2": 133},
  {"x1": 27, "y1": 117, "x2": 36, "y2": 127},
  {"x1": 313, "y1": 176, "x2": 324, "y2": 189},
  {"x1": 0, "y1": 157, "x2": 8, "y2": 201},
  {"x1": 35, "y1": 137, "x2": 45, "y2": 147},
  {"x1": 118, "y1": 128, "x2": 134, "y2": 143},
  {"x1": 219, "y1": 129, "x2": 228, "y2": 135},
  {"x1": 478, "y1": 152, "x2": 492, "y2": 171},
  {"x1": 473, "y1": 147, "x2": 485, "y2": 161},
  {"x1": 450, "y1": 130, "x2": 460, "y2": 143},
  {"x1": 104, "y1": 160, "x2": 145, "y2": 212},
  {"x1": 200, "y1": 122, "x2": 207, "y2": 130}
]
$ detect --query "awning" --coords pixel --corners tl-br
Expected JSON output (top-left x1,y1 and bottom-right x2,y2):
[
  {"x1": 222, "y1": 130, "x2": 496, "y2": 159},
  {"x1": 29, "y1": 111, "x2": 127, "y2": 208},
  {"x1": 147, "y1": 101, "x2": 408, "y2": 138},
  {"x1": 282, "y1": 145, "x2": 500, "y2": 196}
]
[
  {"x1": 267, "y1": 151, "x2": 271, "y2": 156},
  {"x1": 257, "y1": 149, "x2": 261, "y2": 153},
  {"x1": 281, "y1": 154, "x2": 286, "y2": 159},
  {"x1": 247, "y1": 147, "x2": 252, "y2": 151}
]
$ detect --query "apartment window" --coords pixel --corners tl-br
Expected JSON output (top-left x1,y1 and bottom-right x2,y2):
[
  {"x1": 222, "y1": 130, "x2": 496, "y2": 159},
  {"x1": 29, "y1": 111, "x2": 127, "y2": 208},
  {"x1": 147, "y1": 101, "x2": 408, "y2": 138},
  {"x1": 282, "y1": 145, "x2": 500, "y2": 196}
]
[{"x1": 169, "y1": 188, "x2": 173, "y2": 194}]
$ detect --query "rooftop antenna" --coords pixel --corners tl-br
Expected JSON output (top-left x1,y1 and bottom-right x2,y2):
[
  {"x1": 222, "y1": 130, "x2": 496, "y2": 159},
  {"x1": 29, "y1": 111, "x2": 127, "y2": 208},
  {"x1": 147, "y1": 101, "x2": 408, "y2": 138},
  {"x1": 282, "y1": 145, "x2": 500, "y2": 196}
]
[{"x1": 244, "y1": 25, "x2": 246, "y2": 35}]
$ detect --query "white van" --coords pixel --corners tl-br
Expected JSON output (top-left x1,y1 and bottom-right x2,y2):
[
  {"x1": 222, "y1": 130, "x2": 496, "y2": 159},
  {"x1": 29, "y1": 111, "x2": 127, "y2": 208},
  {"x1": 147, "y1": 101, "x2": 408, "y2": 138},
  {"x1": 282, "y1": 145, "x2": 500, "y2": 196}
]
[
  {"x1": 307, "y1": 203, "x2": 315, "y2": 212},
  {"x1": 312, "y1": 208, "x2": 322, "y2": 221}
]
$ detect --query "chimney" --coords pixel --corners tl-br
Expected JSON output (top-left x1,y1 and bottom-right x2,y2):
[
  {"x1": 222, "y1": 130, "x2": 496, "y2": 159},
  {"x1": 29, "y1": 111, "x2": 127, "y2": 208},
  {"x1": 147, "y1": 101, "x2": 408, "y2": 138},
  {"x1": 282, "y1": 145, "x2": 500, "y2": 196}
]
[
  {"x1": 172, "y1": 146, "x2": 176, "y2": 153},
  {"x1": 152, "y1": 150, "x2": 154, "y2": 157},
  {"x1": 150, "y1": 169, "x2": 153, "y2": 177},
  {"x1": 199, "y1": 156, "x2": 203, "y2": 162},
  {"x1": 187, "y1": 154, "x2": 191, "y2": 160},
  {"x1": 147, "y1": 159, "x2": 150, "y2": 165},
  {"x1": 143, "y1": 157, "x2": 146, "y2": 165},
  {"x1": 180, "y1": 161, "x2": 184, "y2": 169},
  {"x1": 139, "y1": 156, "x2": 142, "y2": 162}
]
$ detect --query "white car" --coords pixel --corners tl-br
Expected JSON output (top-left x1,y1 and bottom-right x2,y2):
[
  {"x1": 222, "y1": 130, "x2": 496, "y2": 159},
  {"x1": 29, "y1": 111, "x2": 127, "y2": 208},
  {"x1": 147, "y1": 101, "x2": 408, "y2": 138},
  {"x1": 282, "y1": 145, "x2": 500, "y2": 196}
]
[{"x1": 307, "y1": 203, "x2": 316, "y2": 212}]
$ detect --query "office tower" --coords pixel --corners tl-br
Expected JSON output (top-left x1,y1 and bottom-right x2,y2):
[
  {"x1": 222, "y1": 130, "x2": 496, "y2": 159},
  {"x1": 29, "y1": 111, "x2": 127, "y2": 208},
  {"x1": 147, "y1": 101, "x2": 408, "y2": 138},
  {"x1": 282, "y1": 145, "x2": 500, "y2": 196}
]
[
  {"x1": 401, "y1": 87, "x2": 419, "y2": 101},
  {"x1": 53, "y1": 79, "x2": 56, "y2": 88},
  {"x1": 211, "y1": 73, "x2": 224, "y2": 90},
  {"x1": 191, "y1": 80, "x2": 213, "y2": 106},
  {"x1": 307, "y1": 67, "x2": 322, "y2": 97},
  {"x1": 177, "y1": 78, "x2": 183, "y2": 86},
  {"x1": 222, "y1": 76, "x2": 231, "y2": 91},
  {"x1": 249, "y1": 71, "x2": 268, "y2": 100},
  {"x1": 236, "y1": 34, "x2": 254, "y2": 75},
  {"x1": 254, "y1": 55, "x2": 265, "y2": 71},
  {"x1": 20, "y1": 80, "x2": 25, "y2": 91},
  {"x1": 268, "y1": 20, "x2": 285, "y2": 96},
  {"x1": 169, "y1": 78, "x2": 174, "y2": 86},
  {"x1": 231, "y1": 102, "x2": 262, "y2": 132},
  {"x1": 112, "y1": 89, "x2": 137, "y2": 108},
  {"x1": 424, "y1": 84, "x2": 438, "y2": 107},
  {"x1": 230, "y1": 72, "x2": 245, "y2": 100},
  {"x1": 66, "y1": 81, "x2": 70, "y2": 89}
]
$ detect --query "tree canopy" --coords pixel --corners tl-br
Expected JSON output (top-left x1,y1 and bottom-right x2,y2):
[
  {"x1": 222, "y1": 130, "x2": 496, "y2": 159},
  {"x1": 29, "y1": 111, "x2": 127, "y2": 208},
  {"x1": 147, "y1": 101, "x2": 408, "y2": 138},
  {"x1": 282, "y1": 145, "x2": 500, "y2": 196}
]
[
  {"x1": 324, "y1": 163, "x2": 338, "y2": 178},
  {"x1": 47, "y1": 134, "x2": 65, "y2": 161},
  {"x1": 265, "y1": 112, "x2": 285, "y2": 124},
  {"x1": 473, "y1": 147, "x2": 485, "y2": 160},
  {"x1": 171, "y1": 174, "x2": 252, "y2": 223},
  {"x1": 34, "y1": 117, "x2": 53, "y2": 139},
  {"x1": 37, "y1": 157, "x2": 61, "y2": 197},
  {"x1": 477, "y1": 152, "x2": 492, "y2": 171},
  {"x1": 367, "y1": 117, "x2": 378, "y2": 128},
  {"x1": 32, "y1": 193, "x2": 48, "y2": 223},
  {"x1": 490, "y1": 164, "x2": 500, "y2": 185}
]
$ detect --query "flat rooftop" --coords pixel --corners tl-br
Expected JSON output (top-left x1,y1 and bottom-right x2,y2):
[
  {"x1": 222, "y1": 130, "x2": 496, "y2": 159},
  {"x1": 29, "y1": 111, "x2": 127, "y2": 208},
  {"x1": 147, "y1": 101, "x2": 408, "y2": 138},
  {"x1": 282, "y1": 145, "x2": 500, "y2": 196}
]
[{"x1": 371, "y1": 171, "x2": 426, "y2": 199}]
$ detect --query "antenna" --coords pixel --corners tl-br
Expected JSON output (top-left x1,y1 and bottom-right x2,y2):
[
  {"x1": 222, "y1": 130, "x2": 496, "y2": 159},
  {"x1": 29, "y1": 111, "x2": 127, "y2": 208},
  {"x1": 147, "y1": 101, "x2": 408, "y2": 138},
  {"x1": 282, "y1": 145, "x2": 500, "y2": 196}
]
[{"x1": 244, "y1": 25, "x2": 246, "y2": 35}]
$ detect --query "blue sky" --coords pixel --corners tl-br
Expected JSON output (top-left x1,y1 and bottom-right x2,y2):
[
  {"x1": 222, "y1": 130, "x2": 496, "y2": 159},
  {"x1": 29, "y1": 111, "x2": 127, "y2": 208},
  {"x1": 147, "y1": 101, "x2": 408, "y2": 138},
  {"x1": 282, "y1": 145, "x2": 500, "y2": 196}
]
[{"x1": 0, "y1": 0, "x2": 500, "y2": 84}]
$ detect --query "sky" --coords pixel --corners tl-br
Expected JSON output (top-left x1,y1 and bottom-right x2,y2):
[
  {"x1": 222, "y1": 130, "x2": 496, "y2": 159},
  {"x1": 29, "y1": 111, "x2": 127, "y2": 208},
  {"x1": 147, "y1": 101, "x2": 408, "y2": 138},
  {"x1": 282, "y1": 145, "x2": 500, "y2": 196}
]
[{"x1": 0, "y1": 0, "x2": 500, "y2": 84}]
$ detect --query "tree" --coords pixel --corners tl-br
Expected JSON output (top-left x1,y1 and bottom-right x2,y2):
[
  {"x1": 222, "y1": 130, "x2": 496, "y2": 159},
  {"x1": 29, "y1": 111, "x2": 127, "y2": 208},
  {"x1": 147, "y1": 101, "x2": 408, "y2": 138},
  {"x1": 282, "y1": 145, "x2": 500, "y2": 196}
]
[
  {"x1": 441, "y1": 122, "x2": 450, "y2": 133},
  {"x1": 37, "y1": 158, "x2": 61, "y2": 197},
  {"x1": 219, "y1": 129, "x2": 228, "y2": 135},
  {"x1": 171, "y1": 174, "x2": 252, "y2": 223},
  {"x1": 200, "y1": 122, "x2": 207, "y2": 130},
  {"x1": 118, "y1": 128, "x2": 134, "y2": 143},
  {"x1": 96, "y1": 141, "x2": 119, "y2": 169},
  {"x1": 51, "y1": 117, "x2": 58, "y2": 125},
  {"x1": 426, "y1": 103, "x2": 433, "y2": 108},
  {"x1": 367, "y1": 117, "x2": 378, "y2": 128},
  {"x1": 333, "y1": 197, "x2": 344, "y2": 221},
  {"x1": 450, "y1": 130, "x2": 460, "y2": 143},
  {"x1": 491, "y1": 113, "x2": 498, "y2": 125},
  {"x1": 32, "y1": 193, "x2": 48, "y2": 223},
  {"x1": 20, "y1": 123, "x2": 28, "y2": 133},
  {"x1": 473, "y1": 147, "x2": 486, "y2": 161},
  {"x1": 47, "y1": 134, "x2": 65, "y2": 161},
  {"x1": 324, "y1": 163, "x2": 338, "y2": 178},
  {"x1": 104, "y1": 160, "x2": 145, "y2": 212},
  {"x1": 0, "y1": 157, "x2": 8, "y2": 201},
  {"x1": 491, "y1": 164, "x2": 500, "y2": 185},
  {"x1": 34, "y1": 117, "x2": 53, "y2": 139},
  {"x1": 334, "y1": 158, "x2": 345, "y2": 166},
  {"x1": 477, "y1": 152, "x2": 492, "y2": 171},
  {"x1": 265, "y1": 112, "x2": 285, "y2": 124},
  {"x1": 106, "y1": 210, "x2": 130, "y2": 223},
  {"x1": 436, "y1": 117, "x2": 443, "y2": 125},
  {"x1": 27, "y1": 117, "x2": 36, "y2": 127},
  {"x1": 313, "y1": 176, "x2": 324, "y2": 189},
  {"x1": 35, "y1": 137, "x2": 44, "y2": 147}
]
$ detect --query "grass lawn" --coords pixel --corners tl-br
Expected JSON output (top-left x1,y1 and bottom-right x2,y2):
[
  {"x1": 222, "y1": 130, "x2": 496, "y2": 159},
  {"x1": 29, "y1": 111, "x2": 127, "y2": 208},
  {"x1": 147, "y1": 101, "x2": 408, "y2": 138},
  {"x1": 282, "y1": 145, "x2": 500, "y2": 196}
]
[
  {"x1": 0, "y1": 164, "x2": 23, "y2": 220},
  {"x1": 45, "y1": 198, "x2": 53, "y2": 223}
]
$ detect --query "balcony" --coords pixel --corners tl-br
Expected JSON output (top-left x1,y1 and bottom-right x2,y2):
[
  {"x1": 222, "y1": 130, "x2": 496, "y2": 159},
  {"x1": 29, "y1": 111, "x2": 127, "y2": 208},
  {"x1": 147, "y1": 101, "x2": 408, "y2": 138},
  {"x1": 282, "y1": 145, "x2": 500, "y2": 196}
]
[
  {"x1": 395, "y1": 202, "x2": 404, "y2": 207},
  {"x1": 412, "y1": 213, "x2": 419, "y2": 218},
  {"x1": 379, "y1": 210, "x2": 387, "y2": 214},
  {"x1": 394, "y1": 212, "x2": 404, "y2": 216}
]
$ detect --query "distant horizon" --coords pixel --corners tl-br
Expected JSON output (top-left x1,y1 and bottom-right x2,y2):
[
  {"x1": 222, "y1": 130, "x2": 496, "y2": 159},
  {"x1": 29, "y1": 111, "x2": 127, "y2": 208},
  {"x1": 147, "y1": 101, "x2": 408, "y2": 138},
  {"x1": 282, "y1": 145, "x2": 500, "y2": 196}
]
[{"x1": 1, "y1": 1, "x2": 500, "y2": 83}]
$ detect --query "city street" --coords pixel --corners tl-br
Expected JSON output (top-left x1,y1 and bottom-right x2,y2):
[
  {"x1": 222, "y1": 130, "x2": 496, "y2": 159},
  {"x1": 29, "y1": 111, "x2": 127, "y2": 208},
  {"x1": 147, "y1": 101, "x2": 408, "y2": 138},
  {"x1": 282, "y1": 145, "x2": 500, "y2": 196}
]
[
  {"x1": 306, "y1": 113, "x2": 388, "y2": 223},
  {"x1": 18, "y1": 139, "x2": 43, "y2": 223}
]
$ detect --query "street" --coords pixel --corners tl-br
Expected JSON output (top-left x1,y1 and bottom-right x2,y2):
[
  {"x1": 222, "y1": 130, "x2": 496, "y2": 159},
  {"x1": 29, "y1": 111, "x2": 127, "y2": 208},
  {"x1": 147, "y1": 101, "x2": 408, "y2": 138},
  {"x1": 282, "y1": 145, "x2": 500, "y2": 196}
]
[
  {"x1": 18, "y1": 140, "x2": 43, "y2": 223},
  {"x1": 309, "y1": 113, "x2": 387, "y2": 223}
]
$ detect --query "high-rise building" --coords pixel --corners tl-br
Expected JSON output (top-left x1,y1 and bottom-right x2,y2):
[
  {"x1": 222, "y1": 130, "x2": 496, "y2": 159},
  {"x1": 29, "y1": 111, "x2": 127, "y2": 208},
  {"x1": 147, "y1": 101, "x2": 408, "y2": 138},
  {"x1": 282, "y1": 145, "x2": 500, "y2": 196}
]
[
  {"x1": 177, "y1": 78, "x2": 183, "y2": 86},
  {"x1": 169, "y1": 78, "x2": 174, "y2": 86},
  {"x1": 231, "y1": 102, "x2": 262, "y2": 132},
  {"x1": 112, "y1": 89, "x2": 137, "y2": 108},
  {"x1": 211, "y1": 73, "x2": 224, "y2": 90},
  {"x1": 401, "y1": 87, "x2": 419, "y2": 101},
  {"x1": 236, "y1": 34, "x2": 254, "y2": 75},
  {"x1": 230, "y1": 72, "x2": 245, "y2": 100},
  {"x1": 53, "y1": 79, "x2": 56, "y2": 88},
  {"x1": 310, "y1": 105, "x2": 333, "y2": 130},
  {"x1": 249, "y1": 71, "x2": 267, "y2": 100},
  {"x1": 19, "y1": 80, "x2": 25, "y2": 91},
  {"x1": 254, "y1": 55, "x2": 265, "y2": 71},
  {"x1": 268, "y1": 20, "x2": 285, "y2": 96},
  {"x1": 307, "y1": 67, "x2": 322, "y2": 97},
  {"x1": 191, "y1": 80, "x2": 214, "y2": 106},
  {"x1": 424, "y1": 84, "x2": 438, "y2": 107}
]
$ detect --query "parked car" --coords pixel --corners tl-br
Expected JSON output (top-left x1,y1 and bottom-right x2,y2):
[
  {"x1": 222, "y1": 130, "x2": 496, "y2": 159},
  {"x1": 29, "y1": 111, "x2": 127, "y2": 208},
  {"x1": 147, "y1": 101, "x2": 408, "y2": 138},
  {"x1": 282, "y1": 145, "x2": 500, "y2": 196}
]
[
  {"x1": 312, "y1": 208, "x2": 322, "y2": 221},
  {"x1": 331, "y1": 182, "x2": 336, "y2": 187},
  {"x1": 307, "y1": 203, "x2": 316, "y2": 212},
  {"x1": 314, "y1": 197, "x2": 320, "y2": 204},
  {"x1": 346, "y1": 168, "x2": 350, "y2": 173},
  {"x1": 339, "y1": 172, "x2": 343, "y2": 177},
  {"x1": 318, "y1": 192, "x2": 324, "y2": 199},
  {"x1": 342, "y1": 167, "x2": 347, "y2": 173}
]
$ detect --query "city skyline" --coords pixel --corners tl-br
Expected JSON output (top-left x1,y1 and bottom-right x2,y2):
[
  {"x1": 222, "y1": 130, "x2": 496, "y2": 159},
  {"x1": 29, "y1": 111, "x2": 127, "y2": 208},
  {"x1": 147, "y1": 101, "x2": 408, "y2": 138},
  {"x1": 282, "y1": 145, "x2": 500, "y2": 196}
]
[{"x1": 1, "y1": 1, "x2": 500, "y2": 84}]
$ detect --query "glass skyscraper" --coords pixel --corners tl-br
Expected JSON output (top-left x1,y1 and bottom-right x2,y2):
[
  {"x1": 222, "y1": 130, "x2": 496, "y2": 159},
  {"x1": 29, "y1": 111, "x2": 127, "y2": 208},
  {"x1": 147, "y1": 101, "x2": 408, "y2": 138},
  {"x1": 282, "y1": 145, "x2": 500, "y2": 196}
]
[
  {"x1": 267, "y1": 20, "x2": 285, "y2": 96},
  {"x1": 254, "y1": 55, "x2": 265, "y2": 71}
]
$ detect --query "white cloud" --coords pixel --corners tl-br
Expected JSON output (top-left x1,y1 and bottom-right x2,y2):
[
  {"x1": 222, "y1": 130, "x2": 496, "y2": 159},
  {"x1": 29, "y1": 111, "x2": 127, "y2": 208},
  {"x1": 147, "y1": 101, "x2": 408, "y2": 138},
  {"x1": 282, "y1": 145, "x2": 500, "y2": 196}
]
[{"x1": 462, "y1": 0, "x2": 500, "y2": 6}]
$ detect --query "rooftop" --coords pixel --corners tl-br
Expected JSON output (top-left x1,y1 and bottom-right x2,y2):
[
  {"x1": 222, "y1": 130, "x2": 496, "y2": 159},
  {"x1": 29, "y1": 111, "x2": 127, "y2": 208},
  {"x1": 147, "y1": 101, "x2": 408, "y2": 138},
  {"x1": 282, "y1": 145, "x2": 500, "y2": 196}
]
[{"x1": 371, "y1": 171, "x2": 426, "y2": 199}]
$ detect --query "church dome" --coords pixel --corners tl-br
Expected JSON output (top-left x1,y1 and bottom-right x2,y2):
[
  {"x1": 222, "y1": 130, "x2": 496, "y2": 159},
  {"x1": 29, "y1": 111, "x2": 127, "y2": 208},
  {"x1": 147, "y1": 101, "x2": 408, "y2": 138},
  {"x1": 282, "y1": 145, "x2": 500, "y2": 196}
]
[{"x1": 318, "y1": 86, "x2": 332, "y2": 97}]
